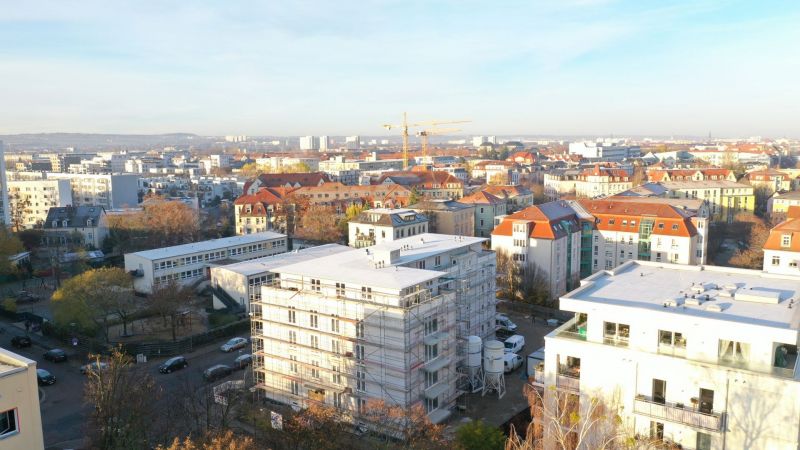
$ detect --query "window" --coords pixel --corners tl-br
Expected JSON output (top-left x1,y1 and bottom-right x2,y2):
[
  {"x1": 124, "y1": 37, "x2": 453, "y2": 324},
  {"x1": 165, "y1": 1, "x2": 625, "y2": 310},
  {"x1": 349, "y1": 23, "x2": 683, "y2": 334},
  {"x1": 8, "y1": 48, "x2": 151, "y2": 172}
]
[
  {"x1": 782, "y1": 234, "x2": 791, "y2": 247},
  {"x1": 719, "y1": 340, "x2": 750, "y2": 362},
  {"x1": 311, "y1": 279, "x2": 321, "y2": 292},
  {"x1": 425, "y1": 343, "x2": 438, "y2": 361},
  {"x1": 288, "y1": 307, "x2": 296, "y2": 323},
  {"x1": 332, "y1": 365, "x2": 342, "y2": 384},
  {"x1": 355, "y1": 344, "x2": 365, "y2": 361},
  {"x1": 425, "y1": 397, "x2": 439, "y2": 413},
  {"x1": 310, "y1": 311, "x2": 319, "y2": 328},
  {"x1": 333, "y1": 392, "x2": 344, "y2": 408},
  {"x1": 361, "y1": 286, "x2": 372, "y2": 300},
  {"x1": 0, "y1": 409, "x2": 18, "y2": 438},
  {"x1": 310, "y1": 361, "x2": 320, "y2": 379},
  {"x1": 672, "y1": 224, "x2": 678, "y2": 230},
  {"x1": 288, "y1": 330, "x2": 297, "y2": 344},
  {"x1": 290, "y1": 380, "x2": 300, "y2": 395},
  {"x1": 659, "y1": 330, "x2": 686, "y2": 348},
  {"x1": 356, "y1": 321, "x2": 364, "y2": 338},
  {"x1": 331, "y1": 318, "x2": 340, "y2": 333},
  {"x1": 425, "y1": 370, "x2": 439, "y2": 388},
  {"x1": 356, "y1": 370, "x2": 366, "y2": 392},
  {"x1": 772, "y1": 255, "x2": 781, "y2": 266},
  {"x1": 696, "y1": 432, "x2": 712, "y2": 450},
  {"x1": 310, "y1": 335, "x2": 319, "y2": 349},
  {"x1": 424, "y1": 317, "x2": 438, "y2": 336},
  {"x1": 331, "y1": 339, "x2": 341, "y2": 354},
  {"x1": 603, "y1": 322, "x2": 630, "y2": 345},
  {"x1": 289, "y1": 355, "x2": 298, "y2": 373},
  {"x1": 649, "y1": 421, "x2": 664, "y2": 440},
  {"x1": 336, "y1": 282, "x2": 346, "y2": 297}
]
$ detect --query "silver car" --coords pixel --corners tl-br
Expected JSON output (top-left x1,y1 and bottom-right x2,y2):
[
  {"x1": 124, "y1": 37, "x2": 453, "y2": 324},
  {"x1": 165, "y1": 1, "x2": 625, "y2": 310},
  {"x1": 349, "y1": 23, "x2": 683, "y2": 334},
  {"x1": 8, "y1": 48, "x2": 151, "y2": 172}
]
[{"x1": 220, "y1": 337, "x2": 248, "y2": 353}]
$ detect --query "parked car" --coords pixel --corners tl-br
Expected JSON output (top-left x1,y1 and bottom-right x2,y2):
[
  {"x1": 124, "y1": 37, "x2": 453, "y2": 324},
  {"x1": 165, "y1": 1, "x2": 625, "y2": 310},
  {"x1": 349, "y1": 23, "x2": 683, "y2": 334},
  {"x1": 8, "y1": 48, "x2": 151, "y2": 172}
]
[
  {"x1": 220, "y1": 337, "x2": 248, "y2": 353},
  {"x1": 496, "y1": 313, "x2": 518, "y2": 332},
  {"x1": 80, "y1": 361, "x2": 110, "y2": 375},
  {"x1": 10, "y1": 335, "x2": 32, "y2": 348},
  {"x1": 203, "y1": 364, "x2": 233, "y2": 382},
  {"x1": 43, "y1": 349, "x2": 67, "y2": 363},
  {"x1": 503, "y1": 353, "x2": 523, "y2": 373},
  {"x1": 159, "y1": 356, "x2": 188, "y2": 374},
  {"x1": 233, "y1": 354, "x2": 252, "y2": 370},
  {"x1": 503, "y1": 335, "x2": 525, "y2": 354},
  {"x1": 36, "y1": 369, "x2": 56, "y2": 385}
]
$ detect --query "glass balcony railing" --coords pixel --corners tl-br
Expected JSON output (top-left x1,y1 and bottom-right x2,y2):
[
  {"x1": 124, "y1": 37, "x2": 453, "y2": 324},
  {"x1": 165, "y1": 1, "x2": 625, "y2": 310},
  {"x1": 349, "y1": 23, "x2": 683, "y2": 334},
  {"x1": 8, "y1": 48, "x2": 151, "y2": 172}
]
[
  {"x1": 633, "y1": 395, "x2": 724, "y2": 432},
  {"x1": 553, "y1": 317, "x2": 587, "y2": 341}
]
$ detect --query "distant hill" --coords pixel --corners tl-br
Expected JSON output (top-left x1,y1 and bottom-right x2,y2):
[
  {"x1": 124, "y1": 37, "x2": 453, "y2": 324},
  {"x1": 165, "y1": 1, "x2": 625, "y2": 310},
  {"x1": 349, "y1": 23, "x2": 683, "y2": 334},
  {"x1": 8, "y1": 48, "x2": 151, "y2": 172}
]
[{"x1": 0, "y1": 133, "x2": 213, "y2": 151}]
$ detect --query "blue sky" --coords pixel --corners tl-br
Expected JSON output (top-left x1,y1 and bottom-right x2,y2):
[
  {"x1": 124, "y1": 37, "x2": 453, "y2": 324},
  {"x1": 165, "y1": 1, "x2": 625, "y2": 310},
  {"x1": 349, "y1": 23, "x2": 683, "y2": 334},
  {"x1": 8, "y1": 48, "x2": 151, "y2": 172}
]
[{"x1": 1, "y1": 0, "x2": 798, "y2": 137}]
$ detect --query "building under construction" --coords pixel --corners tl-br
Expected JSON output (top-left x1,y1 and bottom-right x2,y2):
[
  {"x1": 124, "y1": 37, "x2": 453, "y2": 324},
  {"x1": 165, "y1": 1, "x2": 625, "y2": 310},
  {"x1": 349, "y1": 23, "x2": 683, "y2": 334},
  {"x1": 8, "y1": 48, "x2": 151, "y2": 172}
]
[{"x1": 250, "y1": 233, "x2": 496, "y2": 427}]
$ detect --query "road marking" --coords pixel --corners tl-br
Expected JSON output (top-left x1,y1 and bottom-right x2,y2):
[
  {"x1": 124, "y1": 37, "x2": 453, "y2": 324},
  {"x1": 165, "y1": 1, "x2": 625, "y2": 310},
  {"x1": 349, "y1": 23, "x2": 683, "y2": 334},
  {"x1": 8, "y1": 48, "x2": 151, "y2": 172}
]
[{"x1": 39, "y1": 387, "x2": 46, "y2": 404}]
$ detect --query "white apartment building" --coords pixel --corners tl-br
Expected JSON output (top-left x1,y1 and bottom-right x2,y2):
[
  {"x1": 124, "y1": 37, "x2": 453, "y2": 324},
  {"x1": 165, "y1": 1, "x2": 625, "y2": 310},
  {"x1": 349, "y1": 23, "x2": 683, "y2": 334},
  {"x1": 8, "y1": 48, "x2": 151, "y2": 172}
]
[
  {"x1": 491, "y1": 202, "x2": 582, "y2": 298},
  {"x1": 124, "y1": 231, "x2": 287, "y2": 293},
  {"x1": 210, "y1": 154, "x2": 232, "y2": 169},
  {"x1": 762, "y1": 206, "x2": 800, "y2": 276},
  {"x1": 300, "y1": 136, "x2": 320, "y2": 151},
  {"x1": 7, "y1": 179, "x2": 72, "y2": 228},
  {"x1": 348, "y1": 208, "x2": 429, "y2": 248},
  {"x1": 0, "y1": 347, "x2": 44, "y2": 450},
  {"x1": 542, "y1": 261, "x2": 800, "y2": 450},
  {"x1": 345, "y1": 135, "x2": 360, "y2": 151},
  {"x1": 574, "y1": 165, "x2": 632, "y2": 198},
  {"x1": 250, "y1": 234, "x2": 496, "y2": 428},
  {"x1": 568, "y1": 141, "x2": 641, "y2": 161},
  {"x1": 45, "y1": 173, "x2": 140, "y2": 209},
  {"x1": 0, "y1": 141, "x2": 10, "y2": 225},
  {"x1": 320, "y1": 135, "x2": 330, "y2": 152},
  {"x1": 574, "y1": 199, "x2": 707, "y2": 272}
]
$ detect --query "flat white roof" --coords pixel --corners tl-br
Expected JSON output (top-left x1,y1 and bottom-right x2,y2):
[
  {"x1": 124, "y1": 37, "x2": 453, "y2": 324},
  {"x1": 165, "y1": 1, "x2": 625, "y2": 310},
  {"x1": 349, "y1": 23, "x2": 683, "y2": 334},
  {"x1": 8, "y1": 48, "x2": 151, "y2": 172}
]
[
  {"x1": 370, "y1": 233, "x2": 487, "y2": 266},
  {"x1": 564, "y1": 261, "x2": 800, "y2": 329},
  {"x1": 213, "y1": 244, "x2": 351, "y2": 277},
  {"x1": 128, "y1": 231, "x2": 286, "y2": 261}
]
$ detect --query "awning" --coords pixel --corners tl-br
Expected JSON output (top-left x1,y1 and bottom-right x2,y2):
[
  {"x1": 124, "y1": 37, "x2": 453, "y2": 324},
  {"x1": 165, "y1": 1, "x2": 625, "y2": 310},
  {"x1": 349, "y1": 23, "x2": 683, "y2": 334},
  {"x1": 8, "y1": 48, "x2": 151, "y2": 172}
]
[
  {"x1": 424, "y1": 382, "x2": 449, "y2": 400},
  {"x1": 421, "y1": 357, "x2": 450, "y2": 373},
  {"x1": 423, "y1": 332, "x2": 446, "y2": 346}
]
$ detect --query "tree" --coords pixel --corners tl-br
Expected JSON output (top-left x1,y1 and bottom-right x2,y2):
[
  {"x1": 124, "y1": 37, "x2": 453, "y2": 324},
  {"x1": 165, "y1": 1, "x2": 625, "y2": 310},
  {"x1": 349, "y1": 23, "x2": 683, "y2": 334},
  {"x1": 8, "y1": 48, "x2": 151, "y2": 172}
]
[
  {"x1": 495, "y1": 250, "x2": 551, "y2": 306},
  {"x1": 283, "y1": 403, "x2": 355, "y2": 450},
  {"x1": 0, "y1": 226, "x2": 24, "y2": 276},
  {"x1": 338, "y1": 202, "x2": 368, "y2": 240},
  {"x1": 295, "y1": 205, "x2": 343, "y2": 243},
  {"x1": 52, "y1": 267, "x2": 136, "y2": 341},
  {"x1": 156, "y1": 431, "x2": 255, "y2": 450},
  {"x1": 107, "y1": 196, "x2": 200, "y2": 253},
  {"x1": 85, "y1": 347, "x2": 161, "y2": 449},
  {"x1": 149, "y1": 280, "x2": 196, "y2": 341},
  {"x1": 17, "y1": 228, "x2": 44, "y2": 251},
  {"x1": 728, "y1": 213, "x2": 770, "y2": 269},
  {"x1": 9, "y1": 192, "x2": 31, "y2": 232},
  {"x1": 455, "y1": 420, "x2": 505, "y2": 450},
  {"x1": 408, "y1": 187, "x2": 423, "y2": 205},
  {"x1": 360, "y1": 399, "x2": 448, "y2": 449}
]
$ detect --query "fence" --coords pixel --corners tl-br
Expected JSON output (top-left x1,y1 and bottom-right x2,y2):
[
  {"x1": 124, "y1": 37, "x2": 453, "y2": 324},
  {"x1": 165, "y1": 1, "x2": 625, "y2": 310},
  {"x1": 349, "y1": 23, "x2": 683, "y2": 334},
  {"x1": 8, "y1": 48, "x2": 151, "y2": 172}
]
[{"x1": 119, "y1": 319, "x2": 251, "y2": 357}]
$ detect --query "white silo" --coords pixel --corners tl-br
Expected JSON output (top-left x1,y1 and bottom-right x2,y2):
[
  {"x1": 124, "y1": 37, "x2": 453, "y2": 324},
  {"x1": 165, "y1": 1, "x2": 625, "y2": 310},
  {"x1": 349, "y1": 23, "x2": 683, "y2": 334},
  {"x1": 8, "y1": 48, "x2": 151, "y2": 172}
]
[
  {"x1": 482, "y1": 340, "x2": 506, "y2": 399},
  {"x1": 466, "y1": 336, "x2": 484, "y2": 393}
]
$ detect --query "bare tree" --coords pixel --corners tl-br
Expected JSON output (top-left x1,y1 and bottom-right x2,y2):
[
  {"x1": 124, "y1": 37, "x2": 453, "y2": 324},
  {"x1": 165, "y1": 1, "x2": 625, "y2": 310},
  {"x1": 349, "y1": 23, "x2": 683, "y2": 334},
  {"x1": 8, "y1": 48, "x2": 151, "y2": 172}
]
[
  {"x1": 360, "y1": 399, "x2": 448, "y2": 450},
  {"x1": 496, "y1": 250, "x2": 551, "y2": 305},
  {"x1": 149, "y1": 280, "x2": 197, "y2": 341}
]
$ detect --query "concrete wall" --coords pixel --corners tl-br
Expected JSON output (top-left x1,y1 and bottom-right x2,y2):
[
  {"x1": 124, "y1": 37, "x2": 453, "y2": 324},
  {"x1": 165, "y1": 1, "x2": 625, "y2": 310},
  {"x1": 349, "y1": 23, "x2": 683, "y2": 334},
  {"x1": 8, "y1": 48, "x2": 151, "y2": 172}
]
[{"x1": 0, "y1": 349, "x2": 44, "y2": 450}]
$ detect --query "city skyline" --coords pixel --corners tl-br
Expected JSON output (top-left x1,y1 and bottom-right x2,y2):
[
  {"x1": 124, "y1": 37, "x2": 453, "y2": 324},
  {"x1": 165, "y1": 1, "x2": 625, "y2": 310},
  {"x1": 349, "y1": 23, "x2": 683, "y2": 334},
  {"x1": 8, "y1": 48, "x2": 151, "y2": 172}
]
[{"x1": 1, "y1": 1, "x2": 799, "y2": 137}]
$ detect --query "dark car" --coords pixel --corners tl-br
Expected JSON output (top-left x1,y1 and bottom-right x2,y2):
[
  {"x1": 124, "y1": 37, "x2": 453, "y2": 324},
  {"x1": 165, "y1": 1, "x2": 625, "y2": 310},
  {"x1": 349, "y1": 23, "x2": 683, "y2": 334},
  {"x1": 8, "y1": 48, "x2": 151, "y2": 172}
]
[
  {"x1": 233, "y1": 354, "x2": 252, "y2": 370},
  {"x1": 36, "y1": 369, "x2": 56, "y2": 386},
  {"x1": 159, "y1": 356, "x2": 188, "y2": 374},
  {"x1": 11, "y1": 335, "x2": 32, "y2": 348},
  {"x1": 43, "y1": 349, "x2": 68, "y2": 363},
  {"x1": 203, "y1": 364, "x2": 232, "y2": 382}
]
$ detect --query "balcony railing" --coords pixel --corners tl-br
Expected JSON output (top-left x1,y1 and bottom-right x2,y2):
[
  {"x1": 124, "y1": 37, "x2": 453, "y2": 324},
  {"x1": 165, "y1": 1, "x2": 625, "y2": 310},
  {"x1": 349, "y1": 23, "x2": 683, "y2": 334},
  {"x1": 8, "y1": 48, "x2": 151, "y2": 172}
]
[
  {"x1": 633, "y1": 396, "x2": 724, "y2": 432},
  {"x1": 556, "y1": 365, "x2": 580, "y2": 391},
  {"x1": 553, "y1": 317, "x2": 587, "y2": 341}
]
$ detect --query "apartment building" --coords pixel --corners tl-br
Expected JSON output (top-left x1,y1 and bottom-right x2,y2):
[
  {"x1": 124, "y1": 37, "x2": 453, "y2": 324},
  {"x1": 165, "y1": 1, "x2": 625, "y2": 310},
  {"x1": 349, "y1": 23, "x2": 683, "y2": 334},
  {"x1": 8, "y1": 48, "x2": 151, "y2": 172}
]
[
  {"x1": 459, "y1": 191, "x2": 507, "y2": 238},
  {"x1": 45, "y1": 173, "x2": 140, "y2": 209},
  {"x1": 574, "y1": 199, "x2": 706, "y2": 272},
  {"x1": 347, "y1": 208, "x2": 428, "y2": 248},
  {"x1": 480, "y1": 185, "x2": 534, "y2": 213},
  {"x1": 662, "y1": 180, "x2": 754, "y2": 223},
  {"x1": 762, "y1": 206, "x2": 800, "y2": 275},
  {"x1": 543, "y1": 169, "x2": 580, "y2": 201},
  {"x1": 191, "y1": 176, "x2": 242, "y2": 206},
  {"x1": 0, "y1": 141, "x2": 11, "y2": 225},
  {"x1": 768, "y1": 190, "x2": 800, "y2": 221},
  {"x1": 0, "y1": 347, "x2": 44, "y2": 450},
  {"x1": 746, "y1": 169, "x2": 794, "y2": 193},
  {"x1": 574, "y1": 165, "x2": 632, "y2": 198},
  {"x1": 647, "y1": 168, "x2": 736, "y2": 183},
  {"x1": 568, "y1": 141, "x2": 641, "y2": 161},
  {"x1": 294, "y1": 182, "x2": 412, "y2": 211},
  {"x1": 234, "y1": 187, "x2": 294, "y2": 235},
  {"x1": 376, "y1": 171, "x2": 465, "y2": 200},
  {"x1": 250, "y1": 233, "x2": 496, "y2": 428},
  {"x1": 542, "y1": 261, "x2": 800, "y2": 450},
  {"x1": 407, "y1": 199, "x2": 475, "y2": 237},
  {"x1": 244, "y1": 172, "x2": 330, "y2": 194},
  {"x1": 124, "y1": 231, "x2": 287, "y2": 293},
  {"x1": 42, "y1": 205, "x2": 109, "y2": 249},
  {"x1": 491, "y1": 202, "x2": 582, "y2": 298},
  {"x1": 6, "y1": 179, "x2": 72, "y2": 229}
]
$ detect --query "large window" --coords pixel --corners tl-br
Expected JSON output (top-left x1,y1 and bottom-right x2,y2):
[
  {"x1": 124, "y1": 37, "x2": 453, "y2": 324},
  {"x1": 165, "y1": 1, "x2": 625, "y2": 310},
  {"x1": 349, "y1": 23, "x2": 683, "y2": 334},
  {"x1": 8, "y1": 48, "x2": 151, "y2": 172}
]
[
  {"x1": 719, "y1": 340, "x2": 750, "y2": 363},
  {"x1": 0, "y1": 409, "x2": 18, "y2": 438},
  {"x1": 425, "y1": 344, "x2": 438, "y2": 361},
  {"x1": 603, "y1": 322, "x2": 630, "y2": 346},
  {"x1": 658, "y1": 330, "x2": 686, "y2": 349}
]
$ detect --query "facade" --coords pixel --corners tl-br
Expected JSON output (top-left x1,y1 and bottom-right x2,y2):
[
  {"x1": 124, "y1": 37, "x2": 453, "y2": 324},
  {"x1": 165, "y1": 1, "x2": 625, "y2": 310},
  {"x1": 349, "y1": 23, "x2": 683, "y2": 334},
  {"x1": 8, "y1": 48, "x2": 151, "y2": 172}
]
[
  {"x1": 124, "y1": 231, "x2": 288, "y2": 293},
  {"x1": 407, "y1": 199, "x2": 475, "y2": 237},
  {"x1": 574, "y1": 199, "x2": 706, "y2": 273},
  {"x1": 459, "y1": 191, "x2": 507, "y2": 238},
  {"x1": 300, "y1": 136, "x2": 320, "y2": 151},
  {"x1": 250, "y1": 233, "x2": 496, "y2": 427},
  {"x1": 543, "y1": 169, "x2": 580, "y2": 201},
  {"x1": 574, "y1": 165, "x2": 632, "y2": 198},
  {"x1": 376, "y1": 171, "x2": 465, "y2": 200},
  {"x1": 762, "y1": 206, "x2": 800, "y2": 275},
  {"x1": 244, "y1": 172, "x2": 329, "y2": 194},
  {"x1": 295, "y1": 182, "x2": 412, "y2": 211},
  {"x1": 0, "y1": 348, "x2": 44, "y2": 450},
  {"x1": 46, "y1": 173, "x2": 140, "y2": 209},
  {"x1": 6, "y1": 179, "x2": 72, "y2": 229},
  {"x1": 480, "y1": 185, "x2": 534, "y2": 213},
  {"x1": 42, "y1": 205, "x2": 109, "y2": 249},
  {"x1": 234, "y1": 187, "x2": 294, "y2": 235},
  {"x1": 0, "y1": 141, "x2": 9, "y2": 226},
  {"x1": 768, "y1": 190, "x2": 800, "y2": 221},
  {"x1": 568, "y1": 141, "x2": 641, "y2": 161},
  {"x1": 662, "y1": 180, "x2": 755, "y2": 223},
  {"x1": 647, "y1": 168, "x2": 736, "y2": 183},
  {"x1": 746, "y1": 169, "x2": 793, "y2": 193},
  {"x1": 491, "y1": 202, "x2": 582, "y2": 298},
  {"x1": 542, "y1": 261, "x2": 800, "y2": 450},
  {"x1": 347, "y1": 208, "x2": 428, "y2": 248}
]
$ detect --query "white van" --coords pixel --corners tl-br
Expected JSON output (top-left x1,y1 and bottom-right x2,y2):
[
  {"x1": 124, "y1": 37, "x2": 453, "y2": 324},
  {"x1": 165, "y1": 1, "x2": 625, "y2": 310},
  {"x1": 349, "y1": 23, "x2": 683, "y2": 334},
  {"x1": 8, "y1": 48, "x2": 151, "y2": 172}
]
[
  {"x1": 503, "y1": 335, "x2": 525, "y2": 353},
  {"x1": 503, "y1": 353, "x2": 523, "y2": 373},
  {"x1": 496, "y1": 313, "x2": 518, "y2": 332}
]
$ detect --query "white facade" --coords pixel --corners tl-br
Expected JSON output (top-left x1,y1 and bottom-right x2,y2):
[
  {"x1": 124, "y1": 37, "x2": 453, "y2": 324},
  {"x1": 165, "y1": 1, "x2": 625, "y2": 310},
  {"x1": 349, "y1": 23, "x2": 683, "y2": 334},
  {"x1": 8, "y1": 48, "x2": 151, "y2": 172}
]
[
  {"x1": 45, "y1": 173, "x2": 140, "y2": 209},
  {"x1": 542, "y1": 261, "x2": 800, "y2": 450},
  {"x1": 0, "y1": 348, "x2": 44, "y2": 450},
  {"x1": 7, "y1": 179, "x2": 72, "y2": 228},
  {"x1": 210, "y1": 154, "x2": 232, "y2": 169},
  {"x1": 345, "y1": 135, "x2": 360, "y2": 151},
  {"x1": 568, "y1": 141, "x2": 641, "y2": 161},
  {"x1": 0, "y1": 141, "x2": 10, "y2": 225},
  {"x1": 319, "y1": 135, "x2": 330, "y2": 152},
  {"x1": 124, "y1": 231, "x2": 288, "y2": 293},
  {"x1": 299, "y1": 136, "x2": 320, "y2": 151},
  {"x1": 348, "y1": 208, "x2": 428, "y2": 248},
  {"x1": 251, "y1": 234, "x2": 496, "y2": 427}
]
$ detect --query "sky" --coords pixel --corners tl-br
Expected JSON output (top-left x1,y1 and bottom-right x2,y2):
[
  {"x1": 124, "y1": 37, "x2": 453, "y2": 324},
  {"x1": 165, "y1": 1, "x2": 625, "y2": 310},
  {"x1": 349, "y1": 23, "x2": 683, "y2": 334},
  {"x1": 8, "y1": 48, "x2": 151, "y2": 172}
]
[{"x1": 1, "y1": 0, "x2": 799, "y2": 137}]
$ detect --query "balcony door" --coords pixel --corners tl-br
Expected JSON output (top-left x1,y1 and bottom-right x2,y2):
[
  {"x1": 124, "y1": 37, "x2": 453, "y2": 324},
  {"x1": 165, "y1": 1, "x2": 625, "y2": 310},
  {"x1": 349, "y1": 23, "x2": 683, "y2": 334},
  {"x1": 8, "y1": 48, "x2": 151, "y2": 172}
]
[
  {"x1": 652, "y1": 379, "x2": 666, "y2": 404},
  {"x1": 699, "y1": 388, "x2": 714, "y2": 414}
]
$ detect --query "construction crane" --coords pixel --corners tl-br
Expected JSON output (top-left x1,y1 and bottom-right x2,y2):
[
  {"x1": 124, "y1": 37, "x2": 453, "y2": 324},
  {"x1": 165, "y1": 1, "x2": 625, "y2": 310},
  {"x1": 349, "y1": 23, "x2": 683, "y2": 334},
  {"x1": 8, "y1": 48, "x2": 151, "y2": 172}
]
[
  {"x1": 417, "y1": 127, "x2": 462, "y2": 159},
  {"x1": 382, "y1": 112, "x2": 470, "y2": 169}
]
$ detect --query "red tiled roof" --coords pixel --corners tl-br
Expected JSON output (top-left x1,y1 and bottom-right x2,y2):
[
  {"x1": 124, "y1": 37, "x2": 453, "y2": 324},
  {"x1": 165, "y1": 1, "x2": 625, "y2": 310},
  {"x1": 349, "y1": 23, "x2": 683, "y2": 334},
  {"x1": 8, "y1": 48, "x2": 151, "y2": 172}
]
[
  {"x1": 460, "y1": 191, "x2": 503, "y2": 205},
  {"x1": 578, "y1": 199, "x2": 697, "y2": 237},
  {"x1": 492, "y1": 202, "x2": 577, "y2": 240}
]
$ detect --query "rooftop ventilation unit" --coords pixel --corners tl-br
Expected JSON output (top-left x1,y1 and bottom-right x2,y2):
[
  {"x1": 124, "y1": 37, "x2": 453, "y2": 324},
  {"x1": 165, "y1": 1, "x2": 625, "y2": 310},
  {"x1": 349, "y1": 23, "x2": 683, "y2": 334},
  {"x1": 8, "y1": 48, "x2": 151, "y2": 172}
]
[
  {"x1": 705, "y1": 304, "x2": 723, "y2": 312},
  {"x1": 685, "y1": 296, "x2": 703, "y2": 306},
  {"x1": 690, "y1": 284, "x2": 706, "y2": 294},
  {"x1": 663, "y1": 298, "x2": 683, "y2": 307},
  {"x1": 735, "y1": 288, "x2": 781, "y2": 304}
]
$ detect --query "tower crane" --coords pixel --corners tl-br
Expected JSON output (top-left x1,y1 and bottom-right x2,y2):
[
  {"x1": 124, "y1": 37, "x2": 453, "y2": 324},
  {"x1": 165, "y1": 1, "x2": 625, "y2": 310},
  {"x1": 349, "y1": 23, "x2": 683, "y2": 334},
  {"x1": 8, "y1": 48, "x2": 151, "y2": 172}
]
[
  {"x1": 382, "y1": 112, "x2": 470, "y2": 169},
  {"x1": 417, "y1": 127, "x2": 462, "y2": 159}
]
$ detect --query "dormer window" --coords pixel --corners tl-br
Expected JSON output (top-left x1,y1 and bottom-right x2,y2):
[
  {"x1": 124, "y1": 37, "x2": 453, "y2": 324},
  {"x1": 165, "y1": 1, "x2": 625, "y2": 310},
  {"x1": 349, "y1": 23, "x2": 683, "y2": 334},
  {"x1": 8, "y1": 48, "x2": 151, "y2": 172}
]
[
  {"x1": 782, "y1": 234, "x2": 791, "y2": 248},
  {"x1": 62, "y1": 220, "x2": 68, "y2": 227},
  {"x1": 87, "y1": 219, "x2": 93, "y2": 227}
]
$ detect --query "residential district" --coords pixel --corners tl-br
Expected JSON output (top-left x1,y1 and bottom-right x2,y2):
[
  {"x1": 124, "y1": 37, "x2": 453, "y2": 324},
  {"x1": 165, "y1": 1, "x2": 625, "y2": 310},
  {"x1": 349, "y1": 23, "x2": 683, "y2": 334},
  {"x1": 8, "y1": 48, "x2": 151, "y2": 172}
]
[{"x1": 1, "y1": 134, "x2": 799, "y2": 449}]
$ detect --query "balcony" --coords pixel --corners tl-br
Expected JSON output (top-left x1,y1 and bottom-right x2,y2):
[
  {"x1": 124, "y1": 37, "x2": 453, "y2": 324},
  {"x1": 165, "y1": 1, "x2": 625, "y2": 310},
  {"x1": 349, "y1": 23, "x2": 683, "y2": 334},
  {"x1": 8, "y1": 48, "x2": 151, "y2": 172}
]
[
  {"x1": 553, "y1": 317, "x2": 587, "y2": 341},
  {"x1": 556, "y1": 364, "x2": 580, "y2": 391},
  {"x1": 633, "y1": 395, "x2": 724, "y2": 432}
]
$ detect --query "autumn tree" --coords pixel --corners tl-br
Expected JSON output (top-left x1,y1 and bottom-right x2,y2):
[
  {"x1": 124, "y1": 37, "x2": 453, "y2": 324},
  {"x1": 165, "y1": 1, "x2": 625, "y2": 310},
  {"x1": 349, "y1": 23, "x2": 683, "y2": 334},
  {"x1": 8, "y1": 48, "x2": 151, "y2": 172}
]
[
  {"x1": 361, "y1": 399, "x2": 448, "y2": 450},
  {"x1": 52, "y1": 267, "x2": 136, "y2": 340},
  {"x1": 295, "y1": 205, "x2": 343, "y2": 243},
  {"x1": 85, "y1": 347, "x2": 161, "y2": 449},
  {"x1": 283, "y1": 403, "x2": 355, "y2": 450},
  {"x1": 107, "y1": 196, "x2": 200, "y2": 253},
  {"x1": 0, "y1": 226, "x2": 24, "y2": 276},
  {"x1": 338, "y1": 202, "x2": 368, "y2": 239},
  {"x1": 156, "y1": 431, "x2": 255, "y2": 450},
  {"x1": 8, "y1": 192, "x2": 31, "y2": 232},
  {"x1": 728, "y1": 213, "x2": 770, "y2": 269},
  {"x1": 496, "y1": 250, "x2": 551, "y2": 306},
  {"x1": 149, "y1": 280, "x2": 196, "y2": 341},
  {"x1": 455, "y1": 420, "x2": 505, "y2": 450}
]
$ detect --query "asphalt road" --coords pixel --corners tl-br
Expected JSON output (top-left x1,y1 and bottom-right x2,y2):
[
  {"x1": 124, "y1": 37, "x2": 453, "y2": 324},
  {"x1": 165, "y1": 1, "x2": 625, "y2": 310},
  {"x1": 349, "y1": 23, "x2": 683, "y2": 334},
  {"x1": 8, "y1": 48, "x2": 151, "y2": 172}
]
[{"x1": 0, "y1": 330, "x2": 252, "y2": 450}]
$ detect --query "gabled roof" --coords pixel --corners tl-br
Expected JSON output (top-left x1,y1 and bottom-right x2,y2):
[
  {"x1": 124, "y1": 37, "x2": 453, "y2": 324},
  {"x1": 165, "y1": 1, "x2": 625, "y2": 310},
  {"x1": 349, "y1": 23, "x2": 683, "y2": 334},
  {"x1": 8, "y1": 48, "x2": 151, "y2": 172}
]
[
  {"x1": 376, "y1": 170, "x2": 463, "y2": 188},
  {"x1": 764, "y1": 206, "x2": 800, "y2": 252},
  {"x1": 481, "y1": 184, "x2": 533, "y2": 199},
  {"x1": 460, "y1": 191, "x2": 504, "y2": 205},
  {"x1": 44, "y1": 206, "x2": 106, "y2": 228},
  {"x1": 747, "y1": 169, "x2": 790, "y2": 181},
  {"x1": 234, "y1": 187, "x2": 293, "y2": 206},
  {"x1": 578, "y1": 199, "x2": 697, "y2": 237},
  {"x1": 244, "y1": 172, "x2": 330, "y2": 191},
  {"x1": 491, "y1": 201, "x2": 578, "y2": 240}
]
